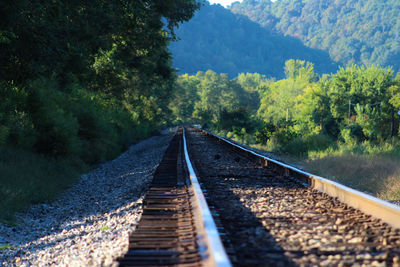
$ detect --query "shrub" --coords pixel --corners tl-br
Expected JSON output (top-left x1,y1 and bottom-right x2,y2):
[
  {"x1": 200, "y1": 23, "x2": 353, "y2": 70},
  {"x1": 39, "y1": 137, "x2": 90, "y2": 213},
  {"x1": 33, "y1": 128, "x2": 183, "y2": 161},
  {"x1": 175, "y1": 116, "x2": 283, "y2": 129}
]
[
  {"x1": 26, "y1": 78, "x2": 81, "y2": 157},
  {"x1": 255, "y1": 123, "x2": 276, "y2": 145},
  {"x1": 0, "y1": 125, "x2": 9, "y2": 146}
]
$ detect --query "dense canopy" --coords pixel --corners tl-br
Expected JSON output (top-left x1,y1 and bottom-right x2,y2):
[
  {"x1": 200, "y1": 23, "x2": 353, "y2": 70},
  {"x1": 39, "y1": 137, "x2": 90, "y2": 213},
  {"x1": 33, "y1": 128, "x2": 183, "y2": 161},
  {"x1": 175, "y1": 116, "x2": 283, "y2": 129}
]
[
  {"x1": 170, "y1": 2, "x2": 337, "y2": 78},
  {"x1": 231, "y1": 0, "x2": 400, "y2": 73}
]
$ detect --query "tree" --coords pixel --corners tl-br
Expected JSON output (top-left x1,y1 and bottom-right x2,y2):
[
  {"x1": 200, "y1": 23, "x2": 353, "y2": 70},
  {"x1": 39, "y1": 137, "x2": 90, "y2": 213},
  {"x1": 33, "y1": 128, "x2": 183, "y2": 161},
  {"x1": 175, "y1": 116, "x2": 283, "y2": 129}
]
[
  {"x1": 231, "y1": 0, "x2": 400, "y2": 74},
  {"x1": 258, "y1": 60, "x2": 317, "y2": 125},
  {"x1": 328, "y1": 65, "x2": 396, "y2": 140},
  {"x1": 296, "y1": 78, "x2": 337, "y2": 137},
  {"x1": 0, "y1": 0, "x2": 200, "y2": 157},
  {"x1": 170, "y1": 74, "x2": 201, "y2": 123},
  {"x1": 193, "y1": 70, "x2": 251, "y2": 127}
]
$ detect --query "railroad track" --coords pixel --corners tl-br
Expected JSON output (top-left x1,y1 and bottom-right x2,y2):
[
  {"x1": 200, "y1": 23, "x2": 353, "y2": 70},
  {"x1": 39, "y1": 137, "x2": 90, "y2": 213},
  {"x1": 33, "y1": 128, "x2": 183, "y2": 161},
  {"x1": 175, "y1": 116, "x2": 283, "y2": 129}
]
[
  {"x1": 119, "y1": 126, "x2": 400, "y2": 266},
  {"x1": 118, "y1": 128, "x2": 230, "y2": 266},
  {"x1": 185, "y1": 127, "x2": 400, "y2": 266}
]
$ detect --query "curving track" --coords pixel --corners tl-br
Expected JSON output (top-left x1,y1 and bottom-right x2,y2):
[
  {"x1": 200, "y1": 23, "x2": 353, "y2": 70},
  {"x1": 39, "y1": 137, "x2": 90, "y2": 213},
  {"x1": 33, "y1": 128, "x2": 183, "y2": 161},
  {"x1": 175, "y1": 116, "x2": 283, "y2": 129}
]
[{"x1": 185, "y1": 127, "x2": 400, "y2": 266}]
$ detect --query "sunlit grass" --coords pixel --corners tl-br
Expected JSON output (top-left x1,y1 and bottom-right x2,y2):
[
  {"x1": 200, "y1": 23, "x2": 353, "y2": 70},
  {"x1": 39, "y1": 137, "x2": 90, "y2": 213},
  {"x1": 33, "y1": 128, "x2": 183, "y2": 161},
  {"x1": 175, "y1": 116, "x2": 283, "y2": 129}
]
[
  {"x1": 303, "y1": 154, "x2": 400, "y2": 199},
  {"x1": 100, "y1": 226, "x2": 110, "y2": 231},
  {"x1": 229, "y1": 132, "x2": 400, "y2": 201},
  {"x1": 0, "y1": 244, "x2": 13, "y2": 250},
  {"x1": 379, "y1": 175, "x2": 400, "y2": 200}
]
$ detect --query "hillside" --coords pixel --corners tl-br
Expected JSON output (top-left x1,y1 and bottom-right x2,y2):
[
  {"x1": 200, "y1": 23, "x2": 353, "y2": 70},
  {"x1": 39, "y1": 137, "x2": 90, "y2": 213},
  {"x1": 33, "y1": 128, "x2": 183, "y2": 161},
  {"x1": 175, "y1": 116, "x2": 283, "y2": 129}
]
[
  {"x1": 231, "y1": 0, "x2": 400, "y2": 72},
  {"x1": 170, "y1": 2, "x2": 337, "y2": 78}
]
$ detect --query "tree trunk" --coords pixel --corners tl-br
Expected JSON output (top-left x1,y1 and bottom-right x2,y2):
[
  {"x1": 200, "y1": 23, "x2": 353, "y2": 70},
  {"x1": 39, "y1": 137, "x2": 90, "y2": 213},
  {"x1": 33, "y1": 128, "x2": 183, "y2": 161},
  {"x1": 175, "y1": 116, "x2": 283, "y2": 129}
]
[{"x1": 390, "y1": 106, "x2": 395, "y2": 137}]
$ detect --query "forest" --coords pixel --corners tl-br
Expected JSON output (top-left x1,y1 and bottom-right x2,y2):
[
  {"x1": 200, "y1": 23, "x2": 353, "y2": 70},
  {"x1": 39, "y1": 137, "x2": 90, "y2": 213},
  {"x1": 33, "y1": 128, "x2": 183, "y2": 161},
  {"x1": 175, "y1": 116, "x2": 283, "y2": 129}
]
[
  {"x1": 0, "y1": 0, "x2": 199, "y2": 220},
  {"x1": 171, "y1": 60, "x2": 400, "y2": 199},
  {"x1": 172, "y1": 61, "x2": 400, "y2": 147},
  {"x1": 2, "y1": 0, "x2": 400, "y2": 220},
  {"x1": 231, "y1": 0, "x2": 400, "y2": 73},
  {"x1": 170, "y1": 2, "x2": 337, "y2": 78}
]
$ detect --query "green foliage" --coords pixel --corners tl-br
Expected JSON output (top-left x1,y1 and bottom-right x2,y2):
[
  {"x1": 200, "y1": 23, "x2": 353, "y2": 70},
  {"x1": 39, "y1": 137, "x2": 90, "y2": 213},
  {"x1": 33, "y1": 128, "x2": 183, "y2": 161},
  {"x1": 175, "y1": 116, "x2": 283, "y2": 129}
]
[
  {"x1": 0, "y1": 125, "x2": 9, "y2": 146},
  {"x1": 258, "y1": 60, "x2": 316, "y2": 125},
  {"x1": 277, "y1": 134, "x2": 334, "y2": 156},
  {"x1": 231, "y1": 0, "x2": 400, "y2": 73},
  {"x1": 170, "y1": 74, "x2": 201, "y2": 124},
  {"x1": 175, "y1": 62, "x2": 399, "y2": 154},
  {"x1": 0, "y1": 0, "x2": 200, "y2": 219},
  {"x1": 340, "y1": 127, "x2": 359, "y2": 146},
  {"x1": 27, "y1": 78, "x2": 80, "y2": 157},
  {"x1": 219, "y1": 108, "x2": 253, "y2": 131},
  {"x1": 0, "y1": 145, "x2": 82, "y2": 220},
  {"x1": 170, "y1": 2, "x2": 337, "y2": 79},
  {"x1": 0, "y1": 244, "x2": 13, "y2": 250},
  {"x1": 389, "y1": 75, "x2": 400, "y2": 110},
  {"x1": 235, "y1": 73, "x2": 270, "y2": 113},
  {"x1": 100, "y1": 226, "x2": 110, "y2": 232},
  {"x1": 255, "y1": 123, "x2": 276, "y2": 145},
  {"x1": 328, "y1": 65, "x2": 396, "y2": 141},
  {"x1": 284, "y1": 59, "x2": 317, "y2": 81},
  {"x1": 190, "y1": 70, "x2": 253, "y2": 127}
]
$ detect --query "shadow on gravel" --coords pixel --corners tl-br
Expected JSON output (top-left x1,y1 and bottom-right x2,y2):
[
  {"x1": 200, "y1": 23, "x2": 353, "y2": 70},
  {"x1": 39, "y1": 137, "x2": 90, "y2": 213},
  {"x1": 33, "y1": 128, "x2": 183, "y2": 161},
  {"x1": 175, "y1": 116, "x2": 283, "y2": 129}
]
[
  {"x1": 1, "y1": 173, "x2": 150, "y2": 256},
  {"x1": 199, "y1": 172, "x2": 298, "y2": 267},
  {"x1": 185, "y1": 129, "x2": 400, "y2": 267},
  {"x1": 0, "y1": 134, "x2": 173, "y2": 264},
  {"x1": 184, "y1": 129, "x2": 301, "y2": 266},
  {"x1": 188, "y1": 166, "x2": 297, "y2": 266}
]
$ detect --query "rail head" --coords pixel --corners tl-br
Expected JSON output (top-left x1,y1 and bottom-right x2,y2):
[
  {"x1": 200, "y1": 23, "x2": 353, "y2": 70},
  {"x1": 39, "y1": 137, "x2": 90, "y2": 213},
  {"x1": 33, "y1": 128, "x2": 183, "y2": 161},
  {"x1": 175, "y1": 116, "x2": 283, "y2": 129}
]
[
  {"x1": 196, "y1": 127, "x2": 400, "y2": 230},
  {"x1": 182, "y1": 128, "x2": 232, "y2": 267}
]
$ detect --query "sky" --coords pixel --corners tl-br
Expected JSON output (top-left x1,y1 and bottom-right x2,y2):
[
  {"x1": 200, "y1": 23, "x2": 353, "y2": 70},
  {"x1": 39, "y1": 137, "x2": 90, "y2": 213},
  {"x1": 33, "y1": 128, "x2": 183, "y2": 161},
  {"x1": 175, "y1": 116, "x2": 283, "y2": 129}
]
[
  {"x1": 208, "y1": 0, "x2": 276, "y2": 7},
  {"x1": 208, "y1": 0, "x2": 243, "y2": 7}
]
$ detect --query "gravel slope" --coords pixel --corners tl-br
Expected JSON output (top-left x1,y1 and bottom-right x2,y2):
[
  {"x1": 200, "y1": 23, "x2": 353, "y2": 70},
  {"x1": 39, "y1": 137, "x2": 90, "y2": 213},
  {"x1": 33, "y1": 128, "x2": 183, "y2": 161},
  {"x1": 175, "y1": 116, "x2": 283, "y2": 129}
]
[{"x1": 0, "y1": 131, "x2": 174, "y2": 267}]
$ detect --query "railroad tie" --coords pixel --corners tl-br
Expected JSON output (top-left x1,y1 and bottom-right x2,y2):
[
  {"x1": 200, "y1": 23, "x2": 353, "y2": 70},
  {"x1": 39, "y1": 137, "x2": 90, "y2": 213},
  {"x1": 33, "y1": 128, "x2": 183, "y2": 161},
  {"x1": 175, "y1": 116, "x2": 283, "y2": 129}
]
[{"x1": 118, "y1": 129, "x2": 205, "y2": 267}]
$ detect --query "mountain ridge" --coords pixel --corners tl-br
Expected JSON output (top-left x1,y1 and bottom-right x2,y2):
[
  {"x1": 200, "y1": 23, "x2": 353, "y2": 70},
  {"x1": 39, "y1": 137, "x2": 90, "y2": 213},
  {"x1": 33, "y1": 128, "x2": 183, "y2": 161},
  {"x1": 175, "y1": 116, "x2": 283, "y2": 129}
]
[
  {"x1": 170, "y1": 2, "x2": 338, "y2": 78},
  {"x1": 230, "y1": 0, "x2": 400, "y2": 73}
]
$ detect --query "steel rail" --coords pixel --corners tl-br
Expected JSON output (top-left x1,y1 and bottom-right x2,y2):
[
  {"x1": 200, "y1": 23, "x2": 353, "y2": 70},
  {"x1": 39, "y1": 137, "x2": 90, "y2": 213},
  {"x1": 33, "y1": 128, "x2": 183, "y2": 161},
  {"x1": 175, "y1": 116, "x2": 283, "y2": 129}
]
[
  {"x1": 118, "y1": 128, "x2": 231, "y2": 267},
  {"x1": 183, "y1": 128, "x2": 232, "y2": 267},
  {"x1": 197, "y1": 127, "x2": 400, "y2": 229}
]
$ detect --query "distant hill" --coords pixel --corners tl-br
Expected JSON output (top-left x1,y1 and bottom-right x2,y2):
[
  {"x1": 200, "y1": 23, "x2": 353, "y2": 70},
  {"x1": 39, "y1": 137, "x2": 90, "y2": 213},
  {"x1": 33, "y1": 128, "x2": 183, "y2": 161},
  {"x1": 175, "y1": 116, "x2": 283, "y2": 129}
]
[
  {"x1": 170, "y1": 2, "x2": 337, "y2": 78},
  {"x1": 231, "y1": 0, "x2": 400, "y2": 73}
]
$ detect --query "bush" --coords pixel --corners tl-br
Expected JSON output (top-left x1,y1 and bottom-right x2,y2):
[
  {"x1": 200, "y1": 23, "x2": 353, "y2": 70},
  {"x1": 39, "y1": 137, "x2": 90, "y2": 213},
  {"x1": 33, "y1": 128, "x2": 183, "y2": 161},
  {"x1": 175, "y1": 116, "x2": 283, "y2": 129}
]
[
  {"x1": 255, "y1": 123, "x2": 276, "y2": 145},
  {"x1": 26, "y1": 78, "x2": 81, "y2": 157},
  {"x1": 280, "y1": 137, "x2": 308, "y2": 155},
  {"x1": 0, "y1": 70, "x2": 170, "y2": 219},
  {"x1": 279, "y1": 134, "x2": 335, "y2": 156},
  {"x1": 305, "y1": 134, "x2": 334, "y2": 152},
  {"x1": 0, "y1": 125, "x2": 9, "y2": 146},
  {"x1": 68, "y1": 89, "x2": 121, "y2": 164},
  {"x1": 219, "y1": 108, "x2": 252, "y2": 131},
  {"x1": 340, "y1": 123, "x2": 366, "y2": 145}
]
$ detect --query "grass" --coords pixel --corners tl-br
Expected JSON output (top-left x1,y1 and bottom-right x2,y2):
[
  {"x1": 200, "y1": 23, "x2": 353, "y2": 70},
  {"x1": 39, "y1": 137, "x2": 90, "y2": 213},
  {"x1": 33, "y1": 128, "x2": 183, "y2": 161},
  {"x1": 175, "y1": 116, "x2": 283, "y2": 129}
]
[
  {"x1": 0, "y1": 244, "x2": 14, "y2": 250},
  {"x1": 223, "y1": 130, "x2": 400, "y2": 201},
  {"x1": 0, "y1": 145, "x2": 86, "y2": 221},
  {"x1": 0, "y1": 219, "x2": 18, "y2": 227},
  {"x1": 268, "y1": 142, "x2": 400, "y2": 201},
  {"x1": 302, "y1": 154, "x2": 400, "y2": 199},
  {"x1": 100, "y1": 226, "x2": 110, "y2": 231}
]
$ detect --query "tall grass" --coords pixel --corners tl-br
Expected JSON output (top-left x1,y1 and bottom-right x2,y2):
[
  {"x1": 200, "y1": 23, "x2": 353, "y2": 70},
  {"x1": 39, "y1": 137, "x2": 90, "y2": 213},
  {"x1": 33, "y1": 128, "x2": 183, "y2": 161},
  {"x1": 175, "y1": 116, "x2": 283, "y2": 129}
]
[
  {"x1": 0, "y1": 146, "x2": 85, "y2": 221},
  {"x1": 303, "y1": 140, "x2": 400, "y2": 200},
  {"x1": 305, "y1": 154, "x2": 400, "y2": 198},
  {"x1": 287, "y1": 140, "x2": 400, "y2": 200},
  {"x1": 223, "y1": 130, "x2": 400, "y2": 201}
]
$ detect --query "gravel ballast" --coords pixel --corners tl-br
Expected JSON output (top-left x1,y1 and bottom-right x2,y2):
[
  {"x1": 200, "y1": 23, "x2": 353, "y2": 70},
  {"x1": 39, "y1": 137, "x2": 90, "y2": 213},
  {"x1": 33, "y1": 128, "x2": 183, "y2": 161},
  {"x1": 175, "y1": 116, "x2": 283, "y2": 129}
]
[
  {"x1": 0, "y1": 131, "x2": 174, "y2": 267},
  {"x1": 186, "y1": 128, "x2": 400, "y2": 266}
]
